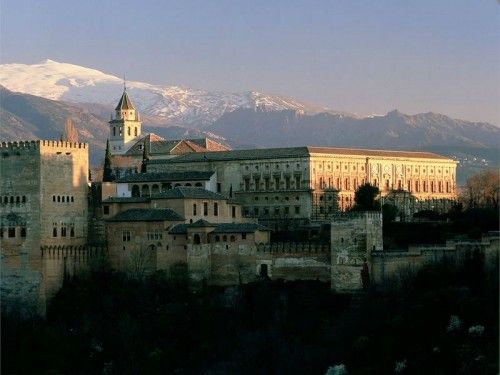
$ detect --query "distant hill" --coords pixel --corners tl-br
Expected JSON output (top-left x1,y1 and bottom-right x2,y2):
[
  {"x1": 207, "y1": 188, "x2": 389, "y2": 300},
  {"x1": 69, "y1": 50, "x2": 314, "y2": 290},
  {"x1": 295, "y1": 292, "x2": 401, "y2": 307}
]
[
  {"x1": 209, "y1": 108, "x2": 499, "y2": 184},
  {"x1": 1, "y1": 59, "x2": 498, "y2": 184}
]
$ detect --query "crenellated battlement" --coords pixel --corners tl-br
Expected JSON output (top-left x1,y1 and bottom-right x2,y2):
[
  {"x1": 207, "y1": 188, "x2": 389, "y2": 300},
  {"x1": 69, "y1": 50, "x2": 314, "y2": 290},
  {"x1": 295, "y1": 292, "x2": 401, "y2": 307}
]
[
  {"x1": 0, "y1": 140, "x2": 88, "y2": 151},
  {"x1": 0, "y1": 140, "x2": 40, "y2": 150}
]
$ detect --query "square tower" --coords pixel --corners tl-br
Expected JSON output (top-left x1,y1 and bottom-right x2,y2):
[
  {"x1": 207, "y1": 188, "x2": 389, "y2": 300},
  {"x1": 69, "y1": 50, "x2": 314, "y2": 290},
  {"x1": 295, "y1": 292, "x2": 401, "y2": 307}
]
[{"x1": 109, "y1": 90, "x2": 142, "y2": 155}]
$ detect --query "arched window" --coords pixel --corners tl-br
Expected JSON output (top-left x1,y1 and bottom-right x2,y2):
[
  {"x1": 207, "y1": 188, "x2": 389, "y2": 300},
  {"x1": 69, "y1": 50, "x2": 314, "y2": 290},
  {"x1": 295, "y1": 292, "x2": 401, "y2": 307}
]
[
  {"x1": 131, "y1": 185, "x2": 140, "y2": 197},
  {"x1": 141, "y1": 185, "x2": 150, "y2": 197},
  {"x1": 161, "y1": 183, "x2": 171, "y2": 192},
  {"x1": 193, "y1": 234, "x2": 201, "y2": 245},
  {"x1": 134, "y1": 127, "x2": 138, "y2": 136},
  {"x1": 3, "y1": 196, "x2": 7, "y2": 204},
  {"x1": 71, "y1": 196, "x2": 74, "y2": 202},
  {"x1": 151, "y1": 184, "x2": 159, "y2": 195},
  {"x1": 22, "y1": 196, "x2": 26, "y2": 203},
  {"x1": 57, "y1": 196, "x2": 60, "y2": 202},
  {"x1": 215, "y1": 235, "x2": 220, "y2": 242},
  {"x1": 53, "y1": 227, "x2": 57, "y2": 237},
  {"x1": 16, "y1": 196, "x2": 20, "y2": 204},
  {"x1": 185, "y1": 183, "x2": 192, "y2": 187},
  {"x1": 113, "y1": 127, "x2": 116, "y2": 136},
  {"x1": 230, "y1": 235, "x2": 236, "y2": 242},
  {"x1": 195, "y1": 182, "x2": 202, "y2": 187},
  {"x1": 62, "y1": 196, "x2": 65, "y2": 203},
  {"x1": 70, "y1": 226, "x2": 75, "y2": 237},
  {"x1": 127, "y1": 127, "x2": 131, "y2": 136},
  {"x1": 20, "y1": 227, "x2": 27, "y2": 237},
  {"x1": 223, "y1": 235, "x2": 227, "y2": 242}
]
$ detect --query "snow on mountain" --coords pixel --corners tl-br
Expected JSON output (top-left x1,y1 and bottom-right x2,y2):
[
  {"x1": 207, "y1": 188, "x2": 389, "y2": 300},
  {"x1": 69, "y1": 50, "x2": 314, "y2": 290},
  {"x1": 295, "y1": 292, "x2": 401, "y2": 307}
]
[{"x1": 0, "y1": 59, "x2": 325, "y2": 127}]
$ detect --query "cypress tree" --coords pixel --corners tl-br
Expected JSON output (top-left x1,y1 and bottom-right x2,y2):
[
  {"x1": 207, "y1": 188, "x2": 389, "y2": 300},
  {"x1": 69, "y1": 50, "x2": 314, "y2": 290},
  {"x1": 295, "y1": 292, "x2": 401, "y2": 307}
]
[
  {"x1": 140, "y1": 141, "x2": 149, "y2": 173},
  {"x1": 103, "y1": 139, "x2": 113, "y2": 182}
]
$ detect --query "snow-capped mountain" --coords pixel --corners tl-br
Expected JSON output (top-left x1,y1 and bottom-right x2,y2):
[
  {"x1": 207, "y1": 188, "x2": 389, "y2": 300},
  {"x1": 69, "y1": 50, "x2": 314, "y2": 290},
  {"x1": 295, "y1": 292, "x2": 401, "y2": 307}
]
[{"x1": 0, "y1": 59, "x2": 325, "y2": 127}]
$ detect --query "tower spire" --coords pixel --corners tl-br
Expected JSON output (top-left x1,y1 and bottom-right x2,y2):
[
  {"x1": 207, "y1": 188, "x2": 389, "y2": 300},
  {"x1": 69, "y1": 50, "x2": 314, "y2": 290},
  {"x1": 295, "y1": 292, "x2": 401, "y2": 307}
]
[{"x1": 123, "y1": 75, "x2": 127, "y2": 92}]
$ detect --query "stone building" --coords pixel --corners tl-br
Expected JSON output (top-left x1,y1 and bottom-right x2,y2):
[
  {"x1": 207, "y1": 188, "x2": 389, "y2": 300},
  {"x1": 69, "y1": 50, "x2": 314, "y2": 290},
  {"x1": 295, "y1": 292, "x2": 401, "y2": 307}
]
[
  {"x1": 146, "y1": 146, "x2": 457, "y2": 224},
  {"x1": 104, "y1": 186, "x2": 267, "y2": 278},
  {"x1": 0, "y1": 140, "x2": 89, "y2": 315}
]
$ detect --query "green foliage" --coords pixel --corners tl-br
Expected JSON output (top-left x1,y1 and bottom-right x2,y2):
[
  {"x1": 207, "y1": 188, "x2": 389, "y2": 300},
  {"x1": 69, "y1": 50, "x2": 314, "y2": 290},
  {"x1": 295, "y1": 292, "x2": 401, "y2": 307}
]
[
  {"x1": 352, "y1": 183, "x2": 380, "y2": 211},
  {"x1": 140, "y1": 141, "x2": 149, "y2": 173}
]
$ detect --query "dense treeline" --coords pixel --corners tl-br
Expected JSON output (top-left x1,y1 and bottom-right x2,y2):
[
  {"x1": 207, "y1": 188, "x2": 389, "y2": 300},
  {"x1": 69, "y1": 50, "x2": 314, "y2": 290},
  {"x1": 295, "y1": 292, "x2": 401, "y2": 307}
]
[{"x1": 2, "y1": 253, "x2": 498, "y2": 374}]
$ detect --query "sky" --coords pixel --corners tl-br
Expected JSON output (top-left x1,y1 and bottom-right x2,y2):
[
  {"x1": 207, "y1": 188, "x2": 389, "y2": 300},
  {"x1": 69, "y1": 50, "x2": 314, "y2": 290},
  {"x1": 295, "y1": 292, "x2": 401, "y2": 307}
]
[{"x1": 1, "y1": 0, "x2": 499, "y2": 124}]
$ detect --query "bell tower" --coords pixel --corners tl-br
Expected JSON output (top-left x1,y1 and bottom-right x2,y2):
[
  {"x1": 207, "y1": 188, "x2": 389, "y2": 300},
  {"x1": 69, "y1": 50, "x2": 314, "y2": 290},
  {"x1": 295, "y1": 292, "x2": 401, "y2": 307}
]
[{"x1": 108, "y1": 86, "x2": 142, "y2": 155}]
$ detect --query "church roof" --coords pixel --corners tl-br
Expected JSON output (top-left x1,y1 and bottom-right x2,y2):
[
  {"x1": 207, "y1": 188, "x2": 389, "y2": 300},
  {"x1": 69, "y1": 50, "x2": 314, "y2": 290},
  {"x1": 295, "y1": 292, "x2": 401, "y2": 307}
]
[{"x1": 115, "y1": 91, "x2": 135, "y2": 111}]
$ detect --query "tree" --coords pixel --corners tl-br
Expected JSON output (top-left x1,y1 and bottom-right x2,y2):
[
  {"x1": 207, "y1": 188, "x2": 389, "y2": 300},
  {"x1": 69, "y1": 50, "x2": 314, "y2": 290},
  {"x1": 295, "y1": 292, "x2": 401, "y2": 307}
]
[
  {"x1": 352, "y1": 183, "x2": 380, "y2": 211},
  {"x1": 61, "y1": 118, "x2": 79, "y2": 143},
  {"x1": 140, "y1": 141, "x2": 149, "y2": 173},
  {"x1": 103, "y1": 139, "x2": 113, "y2": 182},
  {"x1": 462, "y1": 169, "x2": 500, "y2": 209}
]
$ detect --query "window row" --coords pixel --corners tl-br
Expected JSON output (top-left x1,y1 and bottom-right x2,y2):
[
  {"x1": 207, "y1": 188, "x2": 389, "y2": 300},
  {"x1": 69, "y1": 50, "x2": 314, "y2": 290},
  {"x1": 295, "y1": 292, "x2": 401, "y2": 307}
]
[
  {"x1": 1, "y1": 195, "x2": 27, "y2": 204},
  {"x1": 244, "y1": 163, "x2": 302, "y2": 171},
  {"x1": 244, "y1": 206, "x2": 301, "y2": 217},
  {"x1": 193, "y1": 202, "x2": 218, "y2": 216},
  {"x1": 0, "y1": 226, "x2": 27, "y2": 238},
  {"x1": 193, "y1": 233, "x2": 246, "y2": 245},
  {"x1": 52, "y1": 224, "x2": 75, "y2": 238},
  {"x1": 131, "y1": 182, "x2": 203, "y2": 197},
  {"x1": 112, "y1": 126, "x2": 138, "y2": 137},
  {"x1": 52, "y1": 195, "x2": 75, "y2": 203},
  {"x1": 254, "y1": 195, "x2": 300, "y2": 202},
  {"x1": 244, "y1": 175, "x2": 302, "y2": 191}
]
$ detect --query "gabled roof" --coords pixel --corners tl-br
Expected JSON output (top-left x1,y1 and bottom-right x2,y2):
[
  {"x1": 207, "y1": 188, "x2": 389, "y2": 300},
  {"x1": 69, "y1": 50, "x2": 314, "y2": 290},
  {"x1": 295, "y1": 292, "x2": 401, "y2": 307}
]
[
  {"x1": 190, "y1": 219, "x2": 216, "y2": 227},
  {"x1": 168, "y1": 221, "x2": 270, "y2": 235},
  {"x1": 115, "y1": 91, "x2": 135, "y2": 111},
  {"x1": 115, "y1": 171, "x2": 214, "y2": 183},
  {"x1": 152, "y1": 187, "x2": 228, "y2": 200},
  {"x1": 107, "y1": 208, "x2": 184, "y2": 222}
]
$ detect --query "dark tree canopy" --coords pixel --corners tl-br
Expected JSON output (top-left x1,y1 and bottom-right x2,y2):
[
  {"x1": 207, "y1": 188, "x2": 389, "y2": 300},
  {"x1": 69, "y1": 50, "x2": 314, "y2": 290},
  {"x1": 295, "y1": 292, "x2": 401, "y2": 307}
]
[
  {"x1": 102, "y1": 139, "x2": 113, "y2": 182},
  {"x1": 352, "y1": 183, "x2": 380, "y2": 211},
  {"x1": 141, "y1": 141, "x2": 149, "y2": 173}
]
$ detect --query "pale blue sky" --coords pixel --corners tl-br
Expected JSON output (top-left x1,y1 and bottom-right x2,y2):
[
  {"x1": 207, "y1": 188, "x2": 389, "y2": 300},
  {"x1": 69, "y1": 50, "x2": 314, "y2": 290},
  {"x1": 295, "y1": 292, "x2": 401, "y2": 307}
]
[{"x1": 1, "y1": 0, "x2": 498, "y2": 124}]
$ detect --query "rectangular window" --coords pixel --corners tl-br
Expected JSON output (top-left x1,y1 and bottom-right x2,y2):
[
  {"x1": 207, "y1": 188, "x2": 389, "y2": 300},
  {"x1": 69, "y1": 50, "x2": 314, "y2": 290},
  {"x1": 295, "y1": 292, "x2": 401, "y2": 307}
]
[
  {"x1": 203, "y1": 202, "x2": 208, "y2": 216},
  {"x1": 254, "y1": 177, "x2": 260, "y2": 191},
  {"x1": 295, "y1": 176, "x2": 301, "y2": 189},
  {"x1": 295, "y1": 206, "x2": 300, "y2": 214},
  {"x1": 274, "y1": 207, "x2": 280, "y2": 215},
  {"x1": 244, "y1": 178, "x2": 250, "y2": 191},
  {"x1": 20, "y1": 227, "x2": 26, "y2": 237},
  {"x1": 274, "y1": 177, "x2": 280, "y2": 190},
  {"x1": 217, "y1": 183, "x2": 221, "y2": 193},
  {"x1": 103, "y1": 205, "x2": 110, "y2": 215},
  {"x1": 264, "y1": 207, "x2": 269, "y2": 215},
  {"x1": 193, "y1": 203, "x2": 197, "y2": 215},
  {"x1": 122, "y1": 230, "x2": 131, "y2": 242},
  {"x1": 264, "y1": 178, "x2": 270, "y2": 190},
  {"x1": 284, "y1": 206, "x2": 290, "y2": 215},
  {"x1": 0, "y1": 228, "x2": 3, "y2": 238},
  {"x1": 61, "y1": 226, "x2": 67, "y2": 237},
  {"x1": 242, "y1": 233, "x2": 247, "y2": 240},
  {"x1": 214, "y1": 202, "x2": 218, "y2": 216},
  {"x1": 285, "y1": 177, "x2": 291, "y2": 189},
  {"x1": 8, "y1": 227, "x2": 15, "y2": 237},
  {"x1": 232, "y1": 206, "x2": 236, "y2": 218}
]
